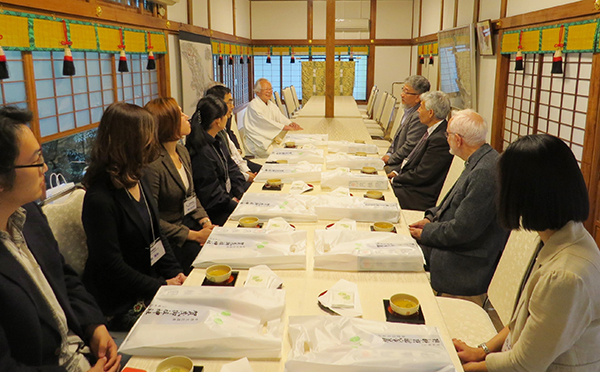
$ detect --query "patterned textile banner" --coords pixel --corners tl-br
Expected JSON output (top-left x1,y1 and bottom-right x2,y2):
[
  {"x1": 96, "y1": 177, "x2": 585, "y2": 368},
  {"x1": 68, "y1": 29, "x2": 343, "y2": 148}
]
[
  {"x1": 501, "y1": 18, "x2": 600, "y2": 54},
  {"x1": 0, "y1": 9, "x2": 167, "y2": 53},
  {"x1": 418, "y1": 42, "x2": 439, "y2": 56},
  {"x1": 301, "y1": 61, "x2": 355, "y2": 102}
]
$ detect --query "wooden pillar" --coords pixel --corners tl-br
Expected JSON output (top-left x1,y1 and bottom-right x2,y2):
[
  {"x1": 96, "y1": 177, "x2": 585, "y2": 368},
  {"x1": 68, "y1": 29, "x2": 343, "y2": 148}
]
[{"x1": 325, "y1": 0, "x2": 335, "y2": 117}]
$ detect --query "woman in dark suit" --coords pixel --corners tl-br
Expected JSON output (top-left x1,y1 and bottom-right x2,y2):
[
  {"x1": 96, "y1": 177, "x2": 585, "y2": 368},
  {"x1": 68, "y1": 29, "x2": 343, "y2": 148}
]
[
  {"x1": 144, "y1": 97, "x2": 214, "y2": 274},
  {"x1": 0, "y1": 105, "x2": 120, "y2": 372},
  {"x1": 186, "y1": 96, "x2": 246, "y2": 225},
  {"x1": 82, "y1": 102, "x2": 185, "y2": 332}
]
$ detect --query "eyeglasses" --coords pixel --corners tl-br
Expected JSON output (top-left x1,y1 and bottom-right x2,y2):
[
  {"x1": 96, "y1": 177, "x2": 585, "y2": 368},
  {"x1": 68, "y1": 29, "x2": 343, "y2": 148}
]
[
  {"x1": 14, "y1": 153, "x2": 45, "y2": 169},
  {"x1": 402, "y1": 87, "x2": 419, "y2": 96}
]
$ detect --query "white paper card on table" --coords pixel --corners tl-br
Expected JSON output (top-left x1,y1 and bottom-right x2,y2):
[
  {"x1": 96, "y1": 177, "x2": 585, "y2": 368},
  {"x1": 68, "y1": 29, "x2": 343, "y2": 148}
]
[
  {"x1": 327, "y1": 140, "x2": 378, "y2": 154},
  {"x1": 254, "y1": 161, "x2": 322, "y2": 183},
  {"x1": 321, "y1": 168, "x2": 389, "y2": 190},
  {"x1": 289, "y1": 180, "x2": 314, "y2": 195},
  {"x1": 286, "y1": 316, "x2": 456, "y2": 372},
  {"x1": 267, "y1": 148, "x2": 324, "y2": 164},
  {"x1": 314, "y1": 230, "x2": 424, "y2": 271},
  {"x1": 230, "y1": 193, "x2": 318, "y2": 222},
  {"x1": 317, "y1": 279, "x2": 362, "y2": 317},
  {"x1": 192, "y1": 226, "x2": 307, "y2": 269},
  {"x1": 326, "y1": 153, "x2": 385, "y2": 170},
  {"x1": 313, "y1": 195, "x2": 400, "y2": 223},
  {"x1": 118, "y1": 286, "x2": 285, "y2": 359},
  {"x1": 221, "y1": 358, "x2": 254, "y2": 372},
  {"x1": 244, "y1": 265, "x2": 284, "y2": 289},
  {"x1": 326, "y1": 218, "x2": 357, "y2": 230},
  {"x1": 283, "y1": 133, "x2": 328, "y2": 146}
]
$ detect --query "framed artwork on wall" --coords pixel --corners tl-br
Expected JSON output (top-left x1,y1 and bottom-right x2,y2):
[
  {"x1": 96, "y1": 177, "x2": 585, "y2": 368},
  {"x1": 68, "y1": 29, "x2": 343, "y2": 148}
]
[{"x1": 477, "y1": 20, "x2": 494, "y2": 56}]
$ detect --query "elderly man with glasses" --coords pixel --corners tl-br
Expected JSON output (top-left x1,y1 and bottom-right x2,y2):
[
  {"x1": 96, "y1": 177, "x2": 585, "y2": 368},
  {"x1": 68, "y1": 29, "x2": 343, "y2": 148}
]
[
  {"x1": 383, "y1": 75, "x2": 430, "y2": 176},
  {"x1": 391, "y1": 90, "x2": 453, "y2": 211},
  {"x1": 243, "y1": 78, "x2": 303, "y2": 157},
  {"x1": 408, "y1": 109, "x2": 509, "y2": 302}
]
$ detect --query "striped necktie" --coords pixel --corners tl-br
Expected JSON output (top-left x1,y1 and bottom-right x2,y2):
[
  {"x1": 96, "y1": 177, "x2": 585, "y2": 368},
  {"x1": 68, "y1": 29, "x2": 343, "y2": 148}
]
[{"x1": 401, "y1": 130, "x2": 429, "y2": 171}]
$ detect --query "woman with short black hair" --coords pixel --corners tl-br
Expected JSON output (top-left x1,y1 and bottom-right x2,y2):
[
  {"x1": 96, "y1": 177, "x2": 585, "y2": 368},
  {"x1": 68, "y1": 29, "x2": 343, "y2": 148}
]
[
  {"x1": 82, "y1": 102, "x2": 185, "y2": 331},
  {"x1": 186, "y1": 96, "x2": 246, "y2": 225},
  {"x1": 453, "y1": 134, "x2": 600, "y2": 371}
]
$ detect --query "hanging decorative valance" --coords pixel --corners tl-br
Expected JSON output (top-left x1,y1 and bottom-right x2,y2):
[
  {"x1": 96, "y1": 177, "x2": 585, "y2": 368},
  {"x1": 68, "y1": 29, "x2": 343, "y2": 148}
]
[
  {"x1": 417, "y1": 42, "x2": 438, "y2": 56},
  {"x1": 212, "y1": 41, "x2": 252, "y2": 56},
  {"x1": 0, "y1": 10, "x2": 166, "y2": 53},
  {"x1": 236, "y1": 45, "x2": 370, "y2": 57},
  {"x1": 501, "y1": 18, "x2": 600, "y2": 54}
]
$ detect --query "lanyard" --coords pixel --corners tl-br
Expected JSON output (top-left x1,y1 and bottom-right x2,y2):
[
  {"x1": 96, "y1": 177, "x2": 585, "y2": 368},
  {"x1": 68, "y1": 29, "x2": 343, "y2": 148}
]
[
  {"x1": 126, "y1": 182, "x2": 157, "y2": 243},
  {"x1": 213, "y1": 139, "x2": 230, "y2": 182}
]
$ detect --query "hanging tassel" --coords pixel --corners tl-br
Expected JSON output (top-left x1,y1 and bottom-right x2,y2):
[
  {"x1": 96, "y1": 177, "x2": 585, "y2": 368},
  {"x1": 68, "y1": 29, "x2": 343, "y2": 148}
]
[
  {"x1": 515, "y1": 50, "x2": 524, "y2": 71},
  {"x1": 429, "y1": 54, "x2": 434, "y2": 65},
  {"x1": 291, "y1": 55, "x2": 296, "y2": 63},
  {"x1": 62, "y1": 47, "x2": 75, "y2": 76},
  {"x1": 552, "y1": 49, "x2": 563, "y2": 74},
  {"x1": 146, "y1": 33, "x2": 156, "y2": 70},
  {"x1": 228, "y1": 55, "x2": 234, "y2": 65},
  {"x1": 118, "y1": 50, "x2": 129, "y2": 72},
  {"x1": 61, "y1": 21, "x2": 75, "y2": 76},
  {"x1": 240, "y1": 55, "x2": 245, "y2": 64},
  {"x1": 0, "y1": 45, "x2": 8, "y2": 80},
  {"x1": 266, "y1": 55, "x2": 271, "y2": 63},
  {"x1": 349, "y1": 54, "x2": 354, "y2": 62},
  {"x1": 247, "y1": 55, "x2": 251, "y2": 64},
  {"x1": 147, "y1": 51, "x2": 156, "y2": 70},
  {"x1": 419, "y1": 56, "x2": 424, "y2": 64},
  {"x1": 551, "y1": 25, "x2": 565, "y2": 74},
  {"x1": 218, "y1": 55, "x2": 223, "y2": 66},
  {"x1": 117, "y1": 29, "x2": 128, "y2": 73}
]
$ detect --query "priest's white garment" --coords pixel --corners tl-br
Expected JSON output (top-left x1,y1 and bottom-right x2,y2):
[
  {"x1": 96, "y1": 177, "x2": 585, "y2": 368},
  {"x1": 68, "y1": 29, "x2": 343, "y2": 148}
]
[{"x1": 244, "y1": 97, "x2": 291, "y2": 157}]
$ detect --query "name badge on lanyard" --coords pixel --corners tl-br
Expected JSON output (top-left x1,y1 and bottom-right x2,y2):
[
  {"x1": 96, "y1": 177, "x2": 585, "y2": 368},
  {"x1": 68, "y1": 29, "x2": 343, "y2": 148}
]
[
  {"x1": 150, "y1": 238, "x2": 166, "y2": 266},
  {"x1": 225, "y1": 178, "x2": 232, "y2": 193},
  {"x1": 183, "y1": 195, "x2": 197, "y2": 215}
]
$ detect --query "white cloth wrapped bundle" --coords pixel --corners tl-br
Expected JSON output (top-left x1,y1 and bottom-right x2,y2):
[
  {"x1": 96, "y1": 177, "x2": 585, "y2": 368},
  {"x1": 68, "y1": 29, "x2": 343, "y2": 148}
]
[
  {"x1": 286, "y1": 316, "x2": 456, "y2": 372},
  {"x1": 283, "y1": 133, "x2": 329, "y2": 146},
  {"x1": 326, "y1": 153, "x2": 385, "y2": 170},
  {"x1": 230, "y1": 193, "x2": 318, "y2": 222},
  {"x1": 266, "y1": 148, "x2": 324, "y2": 164},
  {"x1": 326, "y1": 141, "x2": 378, "y2": 154},
  {"x1": 314, "y1": 230, "x2": 424, "y2": 271},
  {"x1": 312, "y1": 194, "x2": 400, "y2": 222},
  {"x1": 254, "y1": 161, "x2": 322, "y2": 183},
  {"x1": 192, "y1": 226, "x2": 307, "y2": 269},
  {"x1": 321, "y1": 168, "x2": 389, "y2": 190},
  {"x1": 119, "y1": 287, "x2": 285, "y2": 359}
]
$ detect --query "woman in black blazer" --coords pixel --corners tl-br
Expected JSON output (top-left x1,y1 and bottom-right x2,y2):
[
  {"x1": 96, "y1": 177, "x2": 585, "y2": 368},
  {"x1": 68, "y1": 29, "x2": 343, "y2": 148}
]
[
  {"x1": 82, "y1": 102, "x2": 185, "y2": 331},
  {"x1": 186, "y1": 96, "x2": 246, "y2": 225},
  {"x1": 144, "y1": 97, "x2": 214, "y2": 274}
]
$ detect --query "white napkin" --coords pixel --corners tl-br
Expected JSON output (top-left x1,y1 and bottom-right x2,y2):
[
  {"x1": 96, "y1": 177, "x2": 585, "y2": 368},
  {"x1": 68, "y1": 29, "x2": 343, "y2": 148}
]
[
  {"x1": 301, "y1": 144, "x2": 316, "y2": 149},
  {"x1": 328, "y1": 186, "x2": 351, "y2": 197},
  {"x1": 289, "y1": 180, "x2": 314, "y2": 194},
  {"x1": 326, "y1": 218, "x2": 357, "y2": 230},
  {"x1": 317, "y1": 279, "x2": 363, "y2": 317},
  {"x1": 244, "y1": 265, "x2": 284, "y2": 289},
  {"x1": 220, "y1": 357, "x2": 254, "y2": 372},
  {"x1": 265, "y1": 217, "x2": 295, "y2": 231}
]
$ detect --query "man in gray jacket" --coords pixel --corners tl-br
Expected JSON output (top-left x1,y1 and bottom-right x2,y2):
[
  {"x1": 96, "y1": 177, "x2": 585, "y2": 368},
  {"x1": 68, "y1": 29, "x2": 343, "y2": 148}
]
[
  {"x1": 408, "y1": 109, "x2": 509, "y2": 302},
  {"x1": 383, "y1": 75, "x2": 430, "y2": 176}
]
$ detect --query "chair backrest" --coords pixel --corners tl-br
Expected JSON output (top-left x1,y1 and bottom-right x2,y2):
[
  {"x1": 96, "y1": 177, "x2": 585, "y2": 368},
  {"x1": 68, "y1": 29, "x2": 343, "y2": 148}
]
[
  {"x1": 229, "y1": 114, "x2": 246, "y2": 157},
  {"x1": 41, "y1": 188, "x2": 88, "y2": 276},
  {"x1": 290, "y1": 85, "x2": 301, "y2": 109},
  {"x1": 488, "y1": 229, "x2": 539, "y2": 326},
  {"x1": 386, "y1": 105, "x2": 405, "y2": 140},
  {"x1": 436, "y1": 155, "x2": 465, "y2": 205},
  {"x1": 236, "y1": 107, "x2": 251, "y2": 156},
  {"x1": 367, "y1": 89, "x2": 380, "y2": 117},
  {"x1": 274, "y1": 91, "x2": 289, "y2": 118},
  {"x1": 282, "y1": 87, "x2": 297, "y2": 115},
  {"x1": 366, "y1": 85, "x2": 377, "y2": 113},
  {"x1": 372, "y1": 91, "x2": 388, "y2": 123},
  {"x1": 379, "y1": 95, "x2": 396, "y2": 131}
]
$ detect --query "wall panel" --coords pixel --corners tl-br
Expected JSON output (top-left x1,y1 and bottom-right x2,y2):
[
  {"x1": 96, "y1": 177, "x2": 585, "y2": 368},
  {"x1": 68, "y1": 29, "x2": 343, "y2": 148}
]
[
  {"x1": 168, "y1": 34, "x2": 182, "y2": 106},
  {"x1": 442, "y1": 0, "x2": 455, "y2": 30},
  {"x1": 456, "y1": 0, "x2": 475, "y2": 27},
  {"x1": 211, "y1": 0, "x2": 234, "y2": 35},
  {"x1": 479, "y1": 0, "x2": 502, "y2": 21},
  {"x1": 506, "y1": 0, "x2": 580, "y2": 17},
  {"x1": 420, "y1": 0, "x2": 441, "y2": 36},
  {"x1": 251, "y1": 1, "x2": 308, "y2": 39},
  {"x1": 376, "y1": 0, "x2": 413, "y2": 39},
  {"x1": 168, "y1": 0, "x2": 188, "y2": 23},
  {"x1": 193, "y1": 0, "x2": 209, "y2": 29},
  {"x1": 374, "y1": 46, "x2": 412, "y2": 93},
  {"x1": 236, "y1": 0, "x2": 251, "y2": 38}
]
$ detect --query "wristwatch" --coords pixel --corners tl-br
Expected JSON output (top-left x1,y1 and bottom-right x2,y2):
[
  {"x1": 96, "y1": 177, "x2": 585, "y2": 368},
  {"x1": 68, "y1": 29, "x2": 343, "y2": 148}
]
[
  {"x1": 200, "y1": 218, "x2": 211, "y2": 228},
  {"x1": 478, "y1": 342, "x2": 491, "y2": 355}
]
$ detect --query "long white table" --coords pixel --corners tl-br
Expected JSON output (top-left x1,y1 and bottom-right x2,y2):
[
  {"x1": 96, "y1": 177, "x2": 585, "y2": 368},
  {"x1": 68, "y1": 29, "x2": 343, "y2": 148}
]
[
  {"x1": 124, "y1": 97, "x2": 464, "y2": 372},
  {"x1": 296, "y1": 96, "x2": 363, "y2": 118}
]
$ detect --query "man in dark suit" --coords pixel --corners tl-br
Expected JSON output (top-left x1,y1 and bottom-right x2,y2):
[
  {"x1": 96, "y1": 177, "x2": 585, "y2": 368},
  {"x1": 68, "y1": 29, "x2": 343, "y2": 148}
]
[
  {"x1": 391, "y1": 91, "x2": 453, "y2": 211},
  {"x1": 0, "y1": 105, "x2": 120, "y2": 372},
  {"x1": 409, "y1": 109, "x2": 510, "y2": 301},
  {"x1": 382, "y1": 75, "x2": 430, "y2": 176}
]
